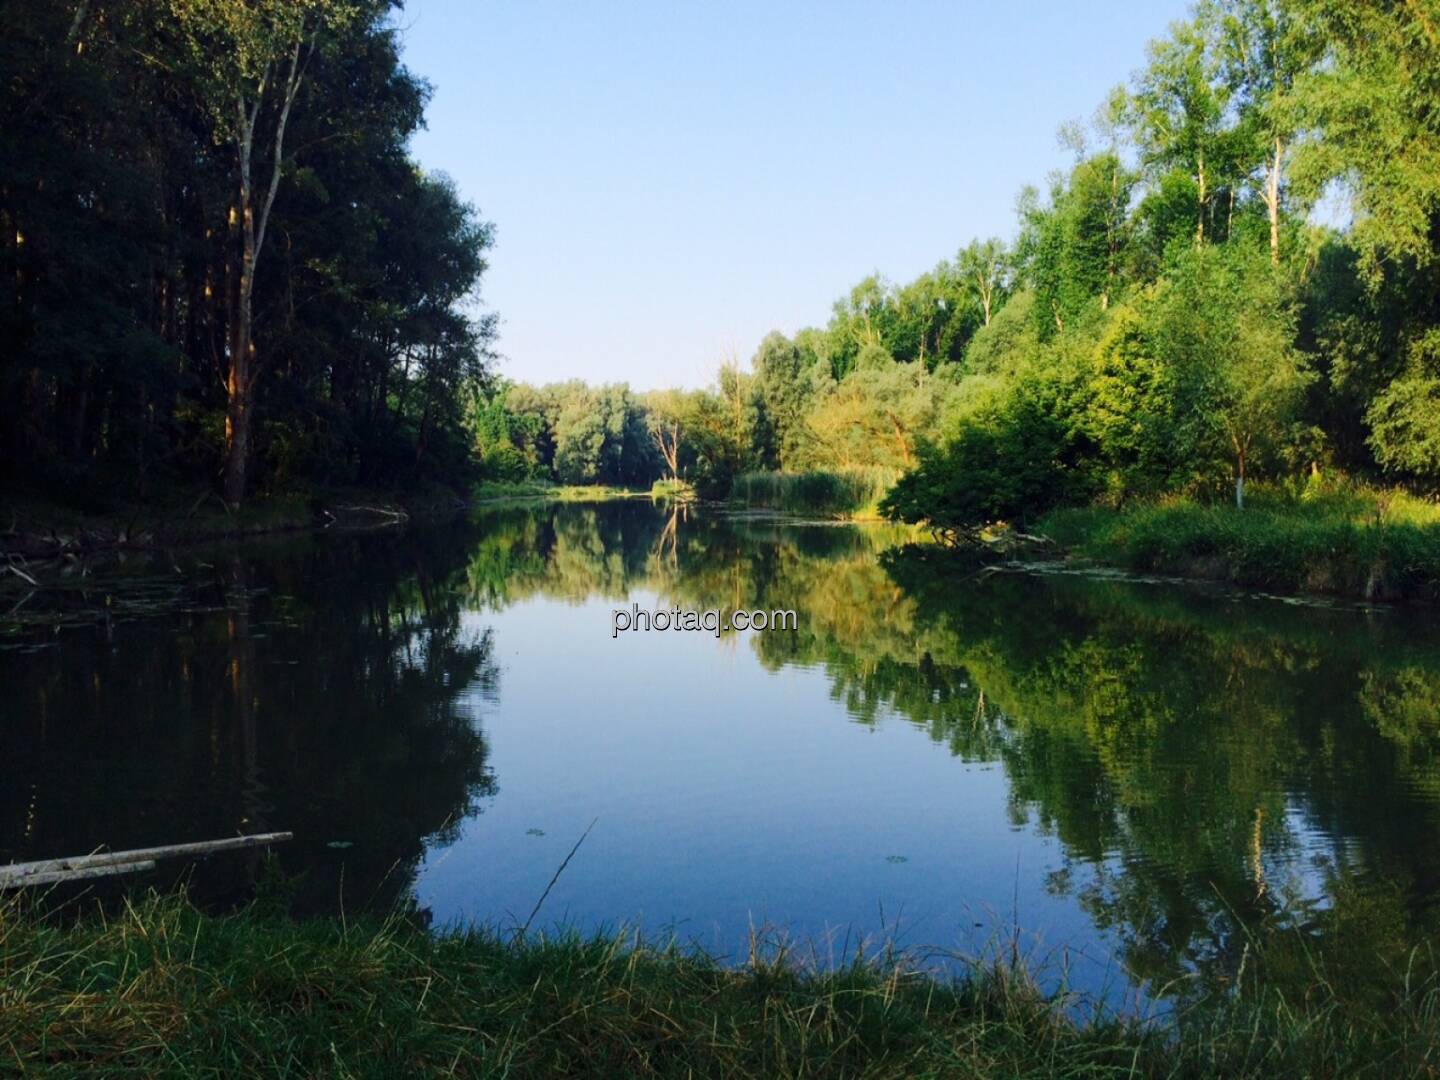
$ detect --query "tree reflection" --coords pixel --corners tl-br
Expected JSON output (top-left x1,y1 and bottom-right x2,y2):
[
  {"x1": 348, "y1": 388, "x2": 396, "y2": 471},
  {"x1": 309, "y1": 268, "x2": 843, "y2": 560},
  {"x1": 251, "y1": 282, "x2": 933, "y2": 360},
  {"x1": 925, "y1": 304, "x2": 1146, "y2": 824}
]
[
  {"x1": 11, "y1": 500, "x2": 1440, "y2": 1005},
  {"x1": 456, "y1": 501, "x2": 1440, "y2": 1004},
  {"x1": 0, "y1": 525, "x2": 497, "y2": 918}
]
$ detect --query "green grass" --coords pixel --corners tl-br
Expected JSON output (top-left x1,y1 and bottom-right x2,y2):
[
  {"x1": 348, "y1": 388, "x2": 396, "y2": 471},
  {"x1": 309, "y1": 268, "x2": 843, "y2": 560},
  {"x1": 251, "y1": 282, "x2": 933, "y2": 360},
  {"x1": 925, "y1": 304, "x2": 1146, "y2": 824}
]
[
  {"x1": 473, "y1": 480, "x2": 644, "y2": 503},
  {"x1": 650, "y1": 478, "x2": 696, "y2": 501},
  {"x1": 3, "y1": 892, "x2": 1439, "y2": 1077},
  {"x1": 730, "y1": 468, "x2": 898, "y2": 520},
  {"x1": 1040, "y1": 479, "x2": 1440, "y2": 602}
]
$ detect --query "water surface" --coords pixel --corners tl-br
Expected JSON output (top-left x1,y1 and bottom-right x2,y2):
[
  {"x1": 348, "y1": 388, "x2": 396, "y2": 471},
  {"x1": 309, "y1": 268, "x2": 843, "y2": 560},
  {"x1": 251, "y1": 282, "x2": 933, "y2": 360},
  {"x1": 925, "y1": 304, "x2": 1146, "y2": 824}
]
[{"x1": 5, "y1": 500, "x2": 1440, "y2": 1010}]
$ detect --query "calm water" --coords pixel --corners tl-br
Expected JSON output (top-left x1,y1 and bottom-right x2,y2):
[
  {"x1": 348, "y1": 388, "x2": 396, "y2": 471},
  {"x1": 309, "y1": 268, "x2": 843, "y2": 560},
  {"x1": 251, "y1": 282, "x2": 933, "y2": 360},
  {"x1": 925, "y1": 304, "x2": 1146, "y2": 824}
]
[{"x1": 5, "y1": 500, "x2": 1440, "y2": 1009}]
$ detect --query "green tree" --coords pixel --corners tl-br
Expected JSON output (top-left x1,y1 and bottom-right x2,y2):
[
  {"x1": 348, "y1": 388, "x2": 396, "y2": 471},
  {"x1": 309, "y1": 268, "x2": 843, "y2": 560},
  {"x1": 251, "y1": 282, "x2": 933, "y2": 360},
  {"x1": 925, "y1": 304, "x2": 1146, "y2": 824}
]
[
  {"x1": 1128, "y1": 6, "x2": 1242, "y2": 247},
  {"x1": 954, "y1": 238, "x2": 1012, "y2": 328},
  {"x1": 1148, "y1": 243, "x2": 1313, "y2": 506},
  {"x1": 751, "y1": 332, "x2": 815, "y2": 469},
  {"x1": 1214, "y1": 0, "x2": 1318, "y2": 265},
  {"x1": 644, "y1": 388, "x2": 691, "y2": 481},
  {"x1": 165, "y1": 0, "x2": 360, "y2": 503}
]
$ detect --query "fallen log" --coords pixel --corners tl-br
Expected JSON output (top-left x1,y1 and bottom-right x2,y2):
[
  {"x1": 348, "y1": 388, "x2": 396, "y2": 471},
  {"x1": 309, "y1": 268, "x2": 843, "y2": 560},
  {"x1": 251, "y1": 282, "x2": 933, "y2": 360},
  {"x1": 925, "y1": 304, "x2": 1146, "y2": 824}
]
[
  {"x1": 0, "y1": 832, "x2": 292, "y2": 888},
  {"x1": 4, "y1": 860, "x2": 158, "y2": 888}
]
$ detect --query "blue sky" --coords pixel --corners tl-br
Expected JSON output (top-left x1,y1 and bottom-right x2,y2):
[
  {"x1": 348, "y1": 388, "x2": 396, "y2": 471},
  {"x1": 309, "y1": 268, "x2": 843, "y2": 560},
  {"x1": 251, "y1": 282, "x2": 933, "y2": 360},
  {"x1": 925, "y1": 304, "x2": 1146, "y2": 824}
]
[{"x1": 400, "y1": 1, "x2": 1192, "y2": 390}]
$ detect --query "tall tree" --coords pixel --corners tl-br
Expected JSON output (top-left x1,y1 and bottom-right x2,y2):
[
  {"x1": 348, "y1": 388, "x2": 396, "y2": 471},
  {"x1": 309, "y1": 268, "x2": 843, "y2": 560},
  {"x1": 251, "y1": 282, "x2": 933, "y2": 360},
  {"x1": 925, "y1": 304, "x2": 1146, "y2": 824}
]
[
  {"x1": 1129, "y1": 7, "x2": 1238, "y2": 247},
  {"x1": 166, "y1": 0, "x2": 356, "y2": 503},
  {"x1": 645, "y1": 389, "x2": 690, "y2": 481},
  {"x1": 955, "y1": 239, "x2": 1011, "y2": 327},
  {"x1": 1214, "y1": 0, "x2": 1317, "y2": 264}
]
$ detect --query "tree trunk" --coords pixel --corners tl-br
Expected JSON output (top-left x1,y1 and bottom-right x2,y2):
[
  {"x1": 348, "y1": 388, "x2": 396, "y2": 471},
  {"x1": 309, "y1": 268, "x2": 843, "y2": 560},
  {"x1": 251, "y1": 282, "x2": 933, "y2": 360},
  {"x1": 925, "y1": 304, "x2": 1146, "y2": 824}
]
[
  {"x1": 221, "y1": 41, "x2": 307, "y2": 506},
  {"x1": 1267, "y1": 136, "x2": 1282, "y2": 266},
  {"x1": 224, "y1": 219, "x2": 255, "y2": 504},
  {"x1": 1195, "y1": 153, "x2": 1207, "y2": 246}
]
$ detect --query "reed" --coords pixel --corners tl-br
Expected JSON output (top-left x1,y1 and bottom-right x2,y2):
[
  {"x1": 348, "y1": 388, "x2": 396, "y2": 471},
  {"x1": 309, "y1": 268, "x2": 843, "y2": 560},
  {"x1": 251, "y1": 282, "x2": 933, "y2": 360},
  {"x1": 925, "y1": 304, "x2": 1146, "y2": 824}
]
[{"x1": 730, "y1": 468, "x2": 898, "y2": 519}]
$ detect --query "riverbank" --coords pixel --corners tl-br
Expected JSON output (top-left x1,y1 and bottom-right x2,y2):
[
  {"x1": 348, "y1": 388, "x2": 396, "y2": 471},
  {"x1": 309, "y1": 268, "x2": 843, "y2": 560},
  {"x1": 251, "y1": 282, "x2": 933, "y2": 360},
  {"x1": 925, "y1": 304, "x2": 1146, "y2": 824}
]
[
  {"x1": 2, "y1": 893, "x2": 1435, "y2": 1078},
  {"x1": 729, "y1": 468, "x2": 897, "y2": 520},
  {"x1": 0, "y1": 484, "x2": 470, "y2": 561},
  {"x1": 1038, "y1": 484, "x2": 1440, "y2": 604},
  {"x1": 472, "y1": 480, "x2": 650, "y2": 503}
]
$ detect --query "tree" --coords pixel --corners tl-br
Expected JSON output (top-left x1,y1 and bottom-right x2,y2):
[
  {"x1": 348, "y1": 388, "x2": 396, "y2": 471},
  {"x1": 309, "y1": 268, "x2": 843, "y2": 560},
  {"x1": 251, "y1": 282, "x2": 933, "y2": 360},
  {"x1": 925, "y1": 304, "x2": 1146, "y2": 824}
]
[
  {"x1": 1017, "y1": 154, "x2": 1134, "y2": 334},
  {"x1": 1291, "y1": 0, "x2": 1440, "y2": 277},
  {"x1": 955, "y1": 239, "x2": 1011, "y2": 327},
  {"x1": 1214, "y1": 0, "x2": 1317, "y2": 265},
  {"x1": 806, "y1": 362, "x2": 952, "y2": 470},
  {"x1": 1082, "y1": 303, "x2": 1186, "y2": 499},
  {"x1": 1129, "y1": 7, "x2": 1241, "y2": 247},
  {"x1": 1290, "y1": 0, "x2": 1440, "y2": 485},
  {"x1": 644, "y1": 389, "x2": 690, "y2": 481},
  {"x1": 751, "y1": 332, "x2": 815, "y2": 469},
  {"x1": 880, "y1": 379, "x2": 1087, "y2": 537},
  {"x1": 1149, "y1": 243, "x2": 1313, "y2": 506},
  {"x1": 166, "y1": 0, "x2": 357, "y2": 503},
  {"x1": 1367, "y1": 331, "x2": 1440, "y2": 484}
]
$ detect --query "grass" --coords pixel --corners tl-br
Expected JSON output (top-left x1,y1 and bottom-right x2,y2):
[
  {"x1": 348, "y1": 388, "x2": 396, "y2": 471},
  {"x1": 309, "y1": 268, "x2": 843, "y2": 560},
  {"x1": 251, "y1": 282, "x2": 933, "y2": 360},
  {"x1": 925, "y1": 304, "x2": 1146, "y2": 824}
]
[
  {"x1": 3, "y1": 891, "x2": 1439, "y2": 1078},
  {"x1": 1040, "y1": 478, "x2": 1440, "y2": 602},
  {"x1": 650, "y1": 478, "x2": 696, "y2": 501},
  {"x1": 730, "y1": 468, "x2": 898, "y2": 520},
  {"x1": 473, "y1": 480, "x2": 644, "y2": 503}
]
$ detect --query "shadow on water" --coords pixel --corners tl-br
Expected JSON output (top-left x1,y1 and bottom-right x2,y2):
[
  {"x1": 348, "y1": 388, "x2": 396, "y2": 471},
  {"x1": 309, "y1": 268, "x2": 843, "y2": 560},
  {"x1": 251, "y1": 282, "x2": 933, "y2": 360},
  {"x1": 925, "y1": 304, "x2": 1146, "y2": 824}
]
[{"x1": 0, "y1": 522, "x2": 497, "y2": 920}]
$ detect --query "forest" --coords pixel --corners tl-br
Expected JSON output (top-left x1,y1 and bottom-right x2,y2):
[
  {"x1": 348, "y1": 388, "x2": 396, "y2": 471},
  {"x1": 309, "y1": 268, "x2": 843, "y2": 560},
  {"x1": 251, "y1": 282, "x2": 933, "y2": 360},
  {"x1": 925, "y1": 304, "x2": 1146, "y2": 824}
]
[
  {"x1": 2, "y1": 0, "x2": 495, "y2": 509},
  {"x1": 4, "y1": 0, "x2": 1439, "y2": 539},
  {"x1": 470, "y1": 0, "x2": 1440, "y2": 536}
]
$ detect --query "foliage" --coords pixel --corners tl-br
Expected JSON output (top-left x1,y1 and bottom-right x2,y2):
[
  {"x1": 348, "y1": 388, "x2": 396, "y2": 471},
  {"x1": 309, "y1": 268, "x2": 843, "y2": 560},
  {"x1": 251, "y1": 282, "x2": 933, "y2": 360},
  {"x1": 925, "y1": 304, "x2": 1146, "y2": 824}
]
[
  {"x1": 0, "y1": 0, "x2": 495, "y2": 505},
  {"x1": 1041, "y1": 480, "x2": 1440, "y2": 600},
  {"x1": 881, "y1": 379, "x2": 1092, "y2": 534}
]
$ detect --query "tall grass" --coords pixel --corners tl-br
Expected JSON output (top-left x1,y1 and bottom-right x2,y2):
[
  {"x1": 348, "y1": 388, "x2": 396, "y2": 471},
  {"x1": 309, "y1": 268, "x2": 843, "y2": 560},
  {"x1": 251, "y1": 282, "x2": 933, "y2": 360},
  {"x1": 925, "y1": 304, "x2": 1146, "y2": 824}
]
[
  {"x1": 730, "y1": 468, "x2": 898, "y2": 519},
  {"x1": 3, "y1": 891, "x2": 1439, "y2": 1077},
  {"x1": 1041, "y1": 479, "x2": 1440, "y2": 602}
]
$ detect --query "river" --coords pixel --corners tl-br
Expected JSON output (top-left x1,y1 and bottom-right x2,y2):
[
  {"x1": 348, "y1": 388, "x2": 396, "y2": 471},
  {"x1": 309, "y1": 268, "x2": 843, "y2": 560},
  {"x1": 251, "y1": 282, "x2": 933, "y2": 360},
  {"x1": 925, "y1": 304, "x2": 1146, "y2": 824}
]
[{"x1": 4, "y1": 498, "x2": 1439, "y2": 1014}]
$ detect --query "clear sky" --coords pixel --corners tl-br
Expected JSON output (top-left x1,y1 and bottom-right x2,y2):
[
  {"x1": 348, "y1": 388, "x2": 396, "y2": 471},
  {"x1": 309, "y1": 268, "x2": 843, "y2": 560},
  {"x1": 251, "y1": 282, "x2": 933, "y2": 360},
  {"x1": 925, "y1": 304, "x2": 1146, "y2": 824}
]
[{"x1": 400, "y1": 0, "x2": 1192, "y2": 391}]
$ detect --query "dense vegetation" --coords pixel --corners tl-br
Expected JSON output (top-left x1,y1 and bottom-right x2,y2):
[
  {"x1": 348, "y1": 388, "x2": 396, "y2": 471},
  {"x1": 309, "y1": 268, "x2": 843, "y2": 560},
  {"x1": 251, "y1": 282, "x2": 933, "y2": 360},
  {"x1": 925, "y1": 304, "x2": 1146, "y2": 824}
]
[
  {"x1": 11, "y1": 0, "x2": 1437, "y2": 538},
  {"x1": 468, "y1": 0, "x2": 1440, "y2": 537},
  {"x1": 1, "y1": 1, "x2": 495, "y2": 509}
]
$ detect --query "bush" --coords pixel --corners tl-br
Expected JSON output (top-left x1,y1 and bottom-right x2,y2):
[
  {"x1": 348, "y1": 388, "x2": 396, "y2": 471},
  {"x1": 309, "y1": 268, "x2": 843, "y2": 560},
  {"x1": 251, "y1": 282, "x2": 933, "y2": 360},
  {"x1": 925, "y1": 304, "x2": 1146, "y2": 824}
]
[{"x1": 882, "y1": 387, "x2": 1094, "y2": 532}]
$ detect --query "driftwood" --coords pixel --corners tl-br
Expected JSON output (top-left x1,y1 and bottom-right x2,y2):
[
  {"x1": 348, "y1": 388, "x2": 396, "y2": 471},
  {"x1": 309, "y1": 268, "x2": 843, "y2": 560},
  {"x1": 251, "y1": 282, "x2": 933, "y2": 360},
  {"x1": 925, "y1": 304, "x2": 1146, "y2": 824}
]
[
  {"x1": 0, "y1": 832, "x2": 292, "y2": 888},
  {"x1": 5, "y1": 861, "x2": 158, "y2": 887}
]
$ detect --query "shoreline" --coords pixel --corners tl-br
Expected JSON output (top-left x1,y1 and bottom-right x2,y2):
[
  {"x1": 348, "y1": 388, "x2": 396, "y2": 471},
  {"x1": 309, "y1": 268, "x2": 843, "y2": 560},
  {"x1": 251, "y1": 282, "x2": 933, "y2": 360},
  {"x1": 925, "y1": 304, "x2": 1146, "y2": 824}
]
[
  {"x1": 0, "y1": 487, "x2": 471, "y2": 562},
  {"x1": 2, "y1": 892, "x2": 1433, "y2": 1078},
  {"x1": 1035, "y1": 501, "x2": 1440, "y2": 607}
]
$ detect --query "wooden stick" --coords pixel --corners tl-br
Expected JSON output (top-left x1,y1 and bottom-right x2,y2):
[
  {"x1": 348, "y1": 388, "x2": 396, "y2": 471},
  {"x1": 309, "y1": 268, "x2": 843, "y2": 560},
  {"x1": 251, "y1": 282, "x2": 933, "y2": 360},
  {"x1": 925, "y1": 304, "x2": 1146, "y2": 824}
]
[
  {"x1": 0, "y1": 832, "x2": 292, "y2": 885},
  {"x1": 1, "y1": 861, "x2": 158, "y2": 889}
]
